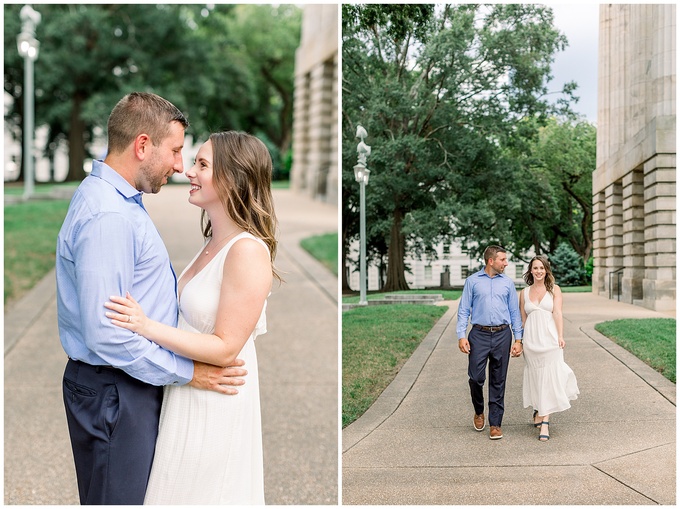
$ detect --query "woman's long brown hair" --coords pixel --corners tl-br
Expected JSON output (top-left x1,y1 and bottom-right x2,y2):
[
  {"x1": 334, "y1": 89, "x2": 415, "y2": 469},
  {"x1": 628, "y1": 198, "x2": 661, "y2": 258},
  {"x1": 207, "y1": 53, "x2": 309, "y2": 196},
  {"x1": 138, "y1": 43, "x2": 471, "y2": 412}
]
[{"x1": 201, "y1": 131, "x2": 281, "y2": 282}]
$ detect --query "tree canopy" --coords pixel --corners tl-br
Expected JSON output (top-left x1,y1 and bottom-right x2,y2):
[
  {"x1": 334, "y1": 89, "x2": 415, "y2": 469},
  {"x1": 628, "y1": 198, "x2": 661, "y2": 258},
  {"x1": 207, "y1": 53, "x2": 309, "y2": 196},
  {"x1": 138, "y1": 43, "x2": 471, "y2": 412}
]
[
  {"x1": 342, "y1": 3, "x2": 590, "y2": 292},
  {"x1": 4, "y1": 4, "x2": 301, "y2": 182}
]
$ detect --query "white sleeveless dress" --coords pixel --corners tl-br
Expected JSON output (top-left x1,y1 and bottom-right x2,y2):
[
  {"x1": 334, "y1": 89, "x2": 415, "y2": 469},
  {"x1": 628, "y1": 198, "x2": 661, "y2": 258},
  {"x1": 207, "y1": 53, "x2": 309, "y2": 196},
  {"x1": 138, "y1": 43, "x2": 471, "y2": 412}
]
[
  {"x1": 144, "y1": 233, "x2": 267, "y2": 505},
  {"x1": 522, "y1": 287, "x2": 579, "y2": 416}
]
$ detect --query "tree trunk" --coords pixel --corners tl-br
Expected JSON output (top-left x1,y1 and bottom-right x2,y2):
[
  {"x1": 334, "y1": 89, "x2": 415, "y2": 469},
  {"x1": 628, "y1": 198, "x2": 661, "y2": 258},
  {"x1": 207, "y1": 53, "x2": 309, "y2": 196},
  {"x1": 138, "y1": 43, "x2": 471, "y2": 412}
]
[
  {"x1": 66, "y1": 93, "x2": 87, "y2": 182},
  {"x1": 562, "y1": 182, "x2": 593, "y2": 264},
  {"x1": 379, "y1": 256, "x2": 386, "y2": 291},
  {"x1": 383, "y1": 208, "x2": 410, "y2": 291},
  {"x1": 341, "y1": 227, "x2": 352, "y2": 293},
  {"x1": 13, "y1": 96, "x2": 25, "y2": 182},
  {"x1": 17, "y1": 113, "x2": 25, "y2": 182}
]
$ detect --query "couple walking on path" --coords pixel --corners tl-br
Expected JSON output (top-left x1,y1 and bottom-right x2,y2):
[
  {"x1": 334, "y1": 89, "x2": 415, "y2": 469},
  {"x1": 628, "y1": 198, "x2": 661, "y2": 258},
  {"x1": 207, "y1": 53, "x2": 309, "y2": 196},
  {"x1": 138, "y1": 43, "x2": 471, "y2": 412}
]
[
  {"x1": 342, "y1": 251, "x2": 675, "y2": 505},
  {"x1": 457, "y1": 245, "x2": 579, "y2": 442}
]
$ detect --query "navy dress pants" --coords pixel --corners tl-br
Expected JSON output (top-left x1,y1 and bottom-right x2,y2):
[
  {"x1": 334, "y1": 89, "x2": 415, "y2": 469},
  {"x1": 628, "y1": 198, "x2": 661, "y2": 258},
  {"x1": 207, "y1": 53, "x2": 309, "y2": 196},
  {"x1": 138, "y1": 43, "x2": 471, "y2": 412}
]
[
  {"x1": 467, "y1": 326, "x2": 513, "y2": 427},
  {"x1": 62, "y1": 359, "x2": 163, "y2": 505}
]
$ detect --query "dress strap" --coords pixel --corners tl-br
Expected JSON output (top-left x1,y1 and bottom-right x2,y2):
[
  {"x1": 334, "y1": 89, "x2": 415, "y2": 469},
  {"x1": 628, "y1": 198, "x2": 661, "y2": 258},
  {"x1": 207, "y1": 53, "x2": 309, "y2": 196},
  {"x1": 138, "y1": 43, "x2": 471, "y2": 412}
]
[{"x1": 223, "y1": 232, "x2": 270, "y2": 256}]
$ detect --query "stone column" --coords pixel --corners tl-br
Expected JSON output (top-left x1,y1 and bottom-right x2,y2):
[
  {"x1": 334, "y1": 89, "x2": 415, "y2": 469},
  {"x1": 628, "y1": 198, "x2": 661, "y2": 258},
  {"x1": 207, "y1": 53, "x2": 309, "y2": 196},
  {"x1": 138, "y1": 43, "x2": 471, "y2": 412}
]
[
  {"x1": 621, "y1": 169, "x2": 645, "y2": 304},
  {"x1": 592, "y1": 191, "x2": 607, "y2": 296},
  {"x1": 643, "y1": 154, "x2": 676, "y2": 311},
  {"x1": 305, "y1": 60, "x2": 334, "y2": 199},
  {"x1": 291, "y1": 72, "x2": 311, "y2": 194},
  {"x1": 326, "y1": 51, "x2": 339, "y2": 205},
  {"x1": 604, "y1": 181, "x2": 623, "y2": 298}
]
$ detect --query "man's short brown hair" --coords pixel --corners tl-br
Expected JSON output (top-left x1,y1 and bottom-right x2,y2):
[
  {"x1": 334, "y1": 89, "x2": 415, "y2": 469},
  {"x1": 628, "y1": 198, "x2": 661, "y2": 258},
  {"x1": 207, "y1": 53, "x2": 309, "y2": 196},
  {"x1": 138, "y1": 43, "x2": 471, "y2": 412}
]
[
  {"x1": 483, "y1": 245, "x2": 506, "y2": 265},
  {"x1": 106, "y1": 92, "x2": 189, "y2": 154}
]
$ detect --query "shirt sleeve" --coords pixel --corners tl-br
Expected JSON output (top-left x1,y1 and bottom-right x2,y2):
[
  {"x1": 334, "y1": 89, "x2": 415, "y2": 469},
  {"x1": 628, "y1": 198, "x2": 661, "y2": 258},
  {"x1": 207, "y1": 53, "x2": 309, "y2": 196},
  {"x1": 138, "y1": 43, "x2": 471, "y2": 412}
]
[
  {"x1": 456, "y1": 278, "x2": 473, "y2": 339},
  {"x1": 73, "y1": 211, "x2": 193, "y2": 386},
  {"x1": 508, "y1": 282, "x2": 523, "y2": 340}
]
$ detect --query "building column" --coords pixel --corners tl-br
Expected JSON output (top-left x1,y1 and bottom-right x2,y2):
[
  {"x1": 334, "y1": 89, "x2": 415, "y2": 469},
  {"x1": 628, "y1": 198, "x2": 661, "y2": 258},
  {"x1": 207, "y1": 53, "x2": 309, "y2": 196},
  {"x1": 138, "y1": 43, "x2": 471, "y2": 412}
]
[
  {"x1": 642, "y1": 154, "x2": 676, "y2": 311},
  {"x1": 326, "y1": 52, "x2": 339, "y2": 205},
  {"x1": 305, "y1": 59, "x2": 334, "y2": 200},
  {"x1": 592, "y1": 191, "x2": 607, "y2": 296},
  {"x1": 621, "y1": 169, "x2": 645, "y2": 304},
  {"x1": 604, "y1": 181, "x2": 623, "y2": 298},
  {"x1": 290, "y1": 72, "x2": 311, "y2": 194}
]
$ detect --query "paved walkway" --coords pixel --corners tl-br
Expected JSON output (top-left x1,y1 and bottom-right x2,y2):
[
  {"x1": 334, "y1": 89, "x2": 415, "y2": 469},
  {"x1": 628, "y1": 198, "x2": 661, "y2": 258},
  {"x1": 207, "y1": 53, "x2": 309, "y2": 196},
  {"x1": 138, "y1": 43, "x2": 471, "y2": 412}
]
[
  {"x1": 4, "y1": 185, "x2": 339, "y2": 505},
  {"x1": 343, "y1": 293, "x2": 676, "y2": 505}
]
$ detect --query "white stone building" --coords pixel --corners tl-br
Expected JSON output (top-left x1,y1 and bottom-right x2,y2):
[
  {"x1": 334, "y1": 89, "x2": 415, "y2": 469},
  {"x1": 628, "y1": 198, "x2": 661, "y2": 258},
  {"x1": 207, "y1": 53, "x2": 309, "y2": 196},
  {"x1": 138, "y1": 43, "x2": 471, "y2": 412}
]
[
  {"x1": 593, "y1": 4, "x2": 676, "y2": 311},
  {"x1": 289, "y1": 4, "x2": 338, "y2": 205}
]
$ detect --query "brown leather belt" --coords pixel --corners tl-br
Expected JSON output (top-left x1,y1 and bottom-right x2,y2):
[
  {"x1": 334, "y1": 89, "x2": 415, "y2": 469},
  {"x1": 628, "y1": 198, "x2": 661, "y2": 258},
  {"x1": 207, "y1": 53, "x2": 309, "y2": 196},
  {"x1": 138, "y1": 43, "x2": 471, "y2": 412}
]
[{"x1": 473, "y1": 324, "x2": 509, "y2": 333}]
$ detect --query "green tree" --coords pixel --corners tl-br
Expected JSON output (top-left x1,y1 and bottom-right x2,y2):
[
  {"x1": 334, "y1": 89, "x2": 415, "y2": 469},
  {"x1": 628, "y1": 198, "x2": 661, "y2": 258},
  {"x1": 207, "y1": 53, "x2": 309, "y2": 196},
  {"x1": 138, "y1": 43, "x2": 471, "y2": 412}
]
[
  {"x1": 492, "y1": 117, "x2": 595, "y2": 265},
  {"x1": 534, "y1": 118, "x2": 595, "y2": 262},
  {"x1": 6, "y1": 5, "x2": 208, "y2": 181},
  {"x1": 223, "y1": 5, "x2": 300, "y2": 155},
  {"x1": 342, "y1": 4, "x2": 576, "y2": 291},
  {"x1": 4, "y1": 4, "x2": 300, "y2": 182}
]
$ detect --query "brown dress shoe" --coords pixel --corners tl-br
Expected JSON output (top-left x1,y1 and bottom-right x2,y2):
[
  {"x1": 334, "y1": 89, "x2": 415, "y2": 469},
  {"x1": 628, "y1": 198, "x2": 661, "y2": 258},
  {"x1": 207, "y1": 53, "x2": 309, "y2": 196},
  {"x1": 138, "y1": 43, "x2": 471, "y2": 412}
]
[
  {"x1": 473, "y1": 413, "x2": 485, "y2": 431},
  {"x1": 489, "y1": 426, "x2": 503, "y2": 440}
]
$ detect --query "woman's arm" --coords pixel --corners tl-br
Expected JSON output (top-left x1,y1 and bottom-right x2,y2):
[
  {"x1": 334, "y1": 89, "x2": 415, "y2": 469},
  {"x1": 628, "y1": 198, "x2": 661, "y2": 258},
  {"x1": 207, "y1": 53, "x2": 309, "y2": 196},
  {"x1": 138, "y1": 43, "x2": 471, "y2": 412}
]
[
  {"x1": 105, "y1": 238, "x2": 272, "y2": 367},
  {"x1": 519, "y1": 288, "x2": 527, "y2": 327},
  {"x1": 552, "y1": 285, "x2": 565, "y2": 348}
]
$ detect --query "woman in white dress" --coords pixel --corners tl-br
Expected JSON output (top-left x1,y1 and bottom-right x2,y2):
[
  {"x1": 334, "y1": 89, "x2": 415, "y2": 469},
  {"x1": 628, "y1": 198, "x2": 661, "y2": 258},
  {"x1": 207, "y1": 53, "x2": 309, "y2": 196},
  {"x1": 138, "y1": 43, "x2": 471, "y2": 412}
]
[
  {"x1": 104, "y1": 131, "x2": 280, "y2": 503},
  {"x1": 519, "y1": 255, "x2": 579, "y2": 441}
]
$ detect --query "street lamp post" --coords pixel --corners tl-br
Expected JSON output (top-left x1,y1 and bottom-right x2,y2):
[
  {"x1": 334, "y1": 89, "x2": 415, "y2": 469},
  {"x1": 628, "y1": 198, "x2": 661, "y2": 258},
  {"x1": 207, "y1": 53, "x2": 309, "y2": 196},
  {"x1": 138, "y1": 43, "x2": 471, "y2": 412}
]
[
  {"x1": 17, "y1": 5, "x2": 41, "y2": 201},
  {"x1": 354, "y1": 125, "x2": 371, "y2": 306}
]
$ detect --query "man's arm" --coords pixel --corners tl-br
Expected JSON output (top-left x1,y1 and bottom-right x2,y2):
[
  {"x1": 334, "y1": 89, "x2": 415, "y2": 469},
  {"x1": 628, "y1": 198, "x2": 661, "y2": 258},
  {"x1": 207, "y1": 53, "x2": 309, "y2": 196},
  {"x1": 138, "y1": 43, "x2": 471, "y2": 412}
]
[
  {"x1": 74, "y1": 212, "x2": 194, "y2": 385},
  {"x1": 508, "y1": 280, "x2": 524, "y2": 357},
  {"x1": 457, "y1": 278, "x2": 473, "y2": 353}
]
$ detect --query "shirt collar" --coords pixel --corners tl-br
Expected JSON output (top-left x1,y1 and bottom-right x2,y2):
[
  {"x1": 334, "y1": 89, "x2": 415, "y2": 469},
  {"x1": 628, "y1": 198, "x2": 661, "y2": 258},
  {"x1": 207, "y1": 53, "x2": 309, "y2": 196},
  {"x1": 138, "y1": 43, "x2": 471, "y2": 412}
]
[
  {"x1": 90, "y1": 160, "x2": 143, "y2": 201},
  {"x1": 476, "y1": 268, "x2": 504, "y2": 279}
]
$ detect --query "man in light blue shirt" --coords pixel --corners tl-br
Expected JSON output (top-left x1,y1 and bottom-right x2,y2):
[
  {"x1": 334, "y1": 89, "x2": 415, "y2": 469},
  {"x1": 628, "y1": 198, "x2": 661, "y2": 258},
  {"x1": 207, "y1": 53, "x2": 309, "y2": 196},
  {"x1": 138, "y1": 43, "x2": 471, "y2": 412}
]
[
  {"x1": 57, "y1": 93, "x2": 245, "y2": 504},
  {"x1": 457, "y1": 245, "x2": 523, "y2": 440}
]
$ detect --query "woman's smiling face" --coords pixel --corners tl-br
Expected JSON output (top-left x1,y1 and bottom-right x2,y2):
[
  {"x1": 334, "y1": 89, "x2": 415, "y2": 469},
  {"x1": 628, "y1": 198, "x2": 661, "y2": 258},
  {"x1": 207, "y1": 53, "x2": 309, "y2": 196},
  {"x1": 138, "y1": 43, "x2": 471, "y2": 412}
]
[
  {"x1": 186, "y1": 140, "x2": 219, "y2": 209},
  {"x1": 531, "y1": 259, "x2": 546, "y2": 280}
]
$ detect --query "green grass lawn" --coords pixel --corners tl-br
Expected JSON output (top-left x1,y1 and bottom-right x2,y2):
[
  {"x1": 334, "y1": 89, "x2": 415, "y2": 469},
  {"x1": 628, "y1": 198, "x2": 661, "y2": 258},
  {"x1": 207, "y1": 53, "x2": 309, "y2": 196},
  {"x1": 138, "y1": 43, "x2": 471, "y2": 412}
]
[
  {"x1": 4, "y1": 199, "x2": 72, "y2": 305},
  {"x1": 595, "y1": 318, "x2": 676, "y2": 382},
  {"x1": 4, "y1": 181, "x2": 80, "y2": 196},
  {"x1": 300, "y1": 232, "x2": 338, "y2": 276},
  {"x1": 271, "y1": 180, "x2": 290, "y2": 190},
  {"x1": 342, "y1": 303, "x2": 448, "y2": 428},
  {"x1": 343, "y1": 289, "x2": 462, "y2": 303},
  {"x1": 560, "y1": 285, "x2": 592, "y2": 293}
]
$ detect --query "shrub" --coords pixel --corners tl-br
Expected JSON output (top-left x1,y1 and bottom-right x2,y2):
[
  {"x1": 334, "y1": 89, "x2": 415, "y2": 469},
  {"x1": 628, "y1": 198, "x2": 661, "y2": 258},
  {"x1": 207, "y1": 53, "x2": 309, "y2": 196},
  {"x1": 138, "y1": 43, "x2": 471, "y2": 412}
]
[{"x1": 551, "y1": 243, "x2": 587, "y2": 286}]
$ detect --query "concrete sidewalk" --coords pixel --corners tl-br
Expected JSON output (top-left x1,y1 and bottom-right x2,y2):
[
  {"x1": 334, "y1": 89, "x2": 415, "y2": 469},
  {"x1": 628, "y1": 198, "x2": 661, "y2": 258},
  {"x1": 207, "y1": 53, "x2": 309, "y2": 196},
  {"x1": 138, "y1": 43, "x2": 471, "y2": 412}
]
[
  {"x1": 4, "y1": 185, "x2": 339, "y2": 505},
  {"x1": 343, "y1": 293, "x2": 676, "y2": 505}
]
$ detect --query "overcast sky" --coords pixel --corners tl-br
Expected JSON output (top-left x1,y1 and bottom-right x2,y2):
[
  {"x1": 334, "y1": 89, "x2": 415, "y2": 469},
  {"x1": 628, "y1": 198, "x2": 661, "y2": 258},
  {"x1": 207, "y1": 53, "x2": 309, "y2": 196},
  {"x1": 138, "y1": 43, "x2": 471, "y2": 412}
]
[{"x1": 548, "y1": 3, "x2": 600, "y2": 123}]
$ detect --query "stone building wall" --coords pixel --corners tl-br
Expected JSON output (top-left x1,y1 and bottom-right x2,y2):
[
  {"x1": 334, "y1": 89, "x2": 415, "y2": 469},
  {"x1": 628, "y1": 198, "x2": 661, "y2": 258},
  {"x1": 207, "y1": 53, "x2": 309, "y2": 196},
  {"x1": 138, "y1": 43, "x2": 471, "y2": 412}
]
[
  {"x1": 290, "y1": 5, "x2": 338, "y2": 205},
  {"x1": 593, "y1": 4, "x2": 676, "y2": 311}
]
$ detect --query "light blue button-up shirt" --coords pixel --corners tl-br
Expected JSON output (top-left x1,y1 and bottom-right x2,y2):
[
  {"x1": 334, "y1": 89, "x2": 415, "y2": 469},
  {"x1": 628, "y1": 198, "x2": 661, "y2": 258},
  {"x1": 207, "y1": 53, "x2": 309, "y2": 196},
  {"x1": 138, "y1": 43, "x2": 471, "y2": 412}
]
[
  {"x1": 456, "y1": 269, "x2": 523, "y2": 340},
  {"x1": 56, "y1": 160, "x2": 193, "y2": 386}
]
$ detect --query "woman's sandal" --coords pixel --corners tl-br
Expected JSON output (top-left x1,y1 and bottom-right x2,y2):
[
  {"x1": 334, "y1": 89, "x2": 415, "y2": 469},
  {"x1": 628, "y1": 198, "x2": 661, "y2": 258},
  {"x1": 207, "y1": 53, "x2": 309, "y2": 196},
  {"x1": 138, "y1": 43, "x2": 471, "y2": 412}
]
[
  {"x1": 538, "y1": 421, "x2": 550, "y2": 441},
  {"x1": 532, "y1": 410, "x2": 541, "y2": 428}
]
